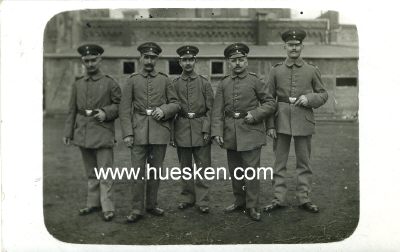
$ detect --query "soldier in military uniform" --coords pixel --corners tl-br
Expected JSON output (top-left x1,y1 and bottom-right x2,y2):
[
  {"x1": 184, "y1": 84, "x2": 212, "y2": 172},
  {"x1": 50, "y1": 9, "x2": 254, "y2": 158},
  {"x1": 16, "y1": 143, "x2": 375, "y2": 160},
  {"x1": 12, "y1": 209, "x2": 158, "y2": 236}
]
[
  {"x1": 170, "y1": 45, "x2": 214, "y2": 214},
  {"x1": 63, "y1": 44, "x2": 121, "y2": 222},
  {"x1": 211, "y1": 43, "x2": 276, "y2": 221},
  {"x1": 119, "y1": 42, "x2": 180, "y2": 223},
  {"x1": 263, "y1": 29, "x2": 328, "y2": 214}
]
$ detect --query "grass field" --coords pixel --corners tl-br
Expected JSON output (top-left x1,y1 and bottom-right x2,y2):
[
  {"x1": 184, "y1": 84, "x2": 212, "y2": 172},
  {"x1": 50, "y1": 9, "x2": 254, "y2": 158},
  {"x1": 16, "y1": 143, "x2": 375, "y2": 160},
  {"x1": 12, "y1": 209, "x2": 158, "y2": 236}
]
[{"x1": 43, "y1": 117, "x2": 359, "y2": 245}]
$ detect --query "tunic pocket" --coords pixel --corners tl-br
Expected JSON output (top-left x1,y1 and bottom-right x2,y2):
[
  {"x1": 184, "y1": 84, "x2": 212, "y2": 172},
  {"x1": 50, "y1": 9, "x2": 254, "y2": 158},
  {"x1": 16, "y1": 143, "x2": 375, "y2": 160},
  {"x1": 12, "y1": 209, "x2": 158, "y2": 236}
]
[
  {"x1": 304, "y1": 111, "x2": 315, "y2": 125},
  {"x1": 246, "y1": 121, "x2": 266, "y2": 134},
  {"x1": 98, "y1": 121, "x2": 114, "y2": 132},
  {"x1": 159, "y1": 120, "x2": 171, "y2": 131}
]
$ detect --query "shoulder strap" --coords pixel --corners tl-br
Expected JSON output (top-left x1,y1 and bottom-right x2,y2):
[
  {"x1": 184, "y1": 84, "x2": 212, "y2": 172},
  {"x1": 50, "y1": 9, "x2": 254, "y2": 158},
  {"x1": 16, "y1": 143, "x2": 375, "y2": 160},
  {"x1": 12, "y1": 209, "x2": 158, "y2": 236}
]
[
  {"x1": 158, "y1": 72, "x2": 168, "y2": 77},
  {"x1": 75, "y1": 75, "x2": 84, "y2": 81},
  {"x1": 105, "y1": 74, "x2": 118, "y2": 84},
  {"x1": 128, "y1": 72, "x2": 139, "y2": 78}
]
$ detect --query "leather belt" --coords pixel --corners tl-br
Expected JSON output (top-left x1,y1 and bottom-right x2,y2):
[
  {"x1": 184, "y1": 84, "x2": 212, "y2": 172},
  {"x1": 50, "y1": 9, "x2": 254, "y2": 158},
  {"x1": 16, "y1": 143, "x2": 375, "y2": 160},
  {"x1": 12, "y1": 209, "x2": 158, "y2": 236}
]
[
  {"x1": 77, "y1": 109, "x2": 98, "y2": 117},
  {"x1": 277, "y1": 96, "x2": 297, "y2": 104},
  {"x1": 136, "y1": 108, "x2": 154, "y2": 116},
  {"x1": 224, "y1": 111, "x2": 247, "y2": 119},
  {"x1": 178, "y1": 111, "x2": 206, "y2": 119}
]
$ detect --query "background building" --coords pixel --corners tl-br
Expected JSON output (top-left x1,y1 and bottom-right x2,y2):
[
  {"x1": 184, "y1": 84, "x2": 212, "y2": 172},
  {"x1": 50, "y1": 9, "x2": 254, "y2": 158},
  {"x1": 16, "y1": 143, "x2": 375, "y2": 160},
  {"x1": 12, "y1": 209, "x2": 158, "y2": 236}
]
[{"x1": 43, "y1": 8, "x2": 358, "y2": 119}]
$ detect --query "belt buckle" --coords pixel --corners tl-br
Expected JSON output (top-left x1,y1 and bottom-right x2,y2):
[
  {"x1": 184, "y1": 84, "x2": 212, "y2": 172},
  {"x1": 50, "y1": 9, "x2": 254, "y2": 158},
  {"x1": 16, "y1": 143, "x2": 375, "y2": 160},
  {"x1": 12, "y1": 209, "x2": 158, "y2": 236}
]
[
  {"x1": 85, "y1": 109, "x2": 93, "y2": 116},
  {"x1": 187, "y1": 112, "x2": 195, "y2": 119},
  {"x1": 234, "y1": 112, "x2": 241, "y2": 119},
  {"x1": 146, "y1": 109, "x2": 153, "y2": 116},
  {"x1": 289, "y1": 97, "x2": 297, "y2": 104}
]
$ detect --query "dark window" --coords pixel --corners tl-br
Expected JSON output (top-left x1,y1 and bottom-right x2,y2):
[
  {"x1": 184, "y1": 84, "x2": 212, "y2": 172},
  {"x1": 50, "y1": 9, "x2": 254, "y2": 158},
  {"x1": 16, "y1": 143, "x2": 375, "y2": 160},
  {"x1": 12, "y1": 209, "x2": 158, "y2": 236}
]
[
  {"x1": 168, "y1": 60, "x2": 182, "y2": 75},
  {"x1": 123, "y1": 61, "x2": 135, "y2": 74},
  {"x1": 336, "y1": 77, "x2": 357, "y2": 87},
  {"x1": 211, "y1": 61, "x2": 224, "y2": 75}
]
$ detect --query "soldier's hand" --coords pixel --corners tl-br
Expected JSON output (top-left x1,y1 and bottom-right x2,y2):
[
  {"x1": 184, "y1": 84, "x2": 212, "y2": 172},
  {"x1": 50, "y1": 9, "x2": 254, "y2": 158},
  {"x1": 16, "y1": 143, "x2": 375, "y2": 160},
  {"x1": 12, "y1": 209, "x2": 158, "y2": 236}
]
[
  {"x1": 152, "y1": 107, "x2": 165, "y2": 121},
  {"x1": 214, "y1": 136, "x2": 224, "y2": 147},
  {"x1": 123, "y1": 136, "x2": 134, "y2": 148},
  {"x1": 294, "y1": 95, "x2": 308, "y2": 107},
  {"x1": 203, "y1": 133, "x2": 211, "y2": 143},
  {"x1": 267, "y1": 129, "x2": 277, "y2": 139},
  {"x1": 169, "y1": 140, "x2": 177, "y2": 148},
  {"x1": 244, "y1": 112, "x2": 255, "y2": 124},
  {"x1": 94, "y1": 109, "x2": 106, "y2": 122},
  {"x1": 62, "y1": 137, "x2": 71, "y2": 145}
]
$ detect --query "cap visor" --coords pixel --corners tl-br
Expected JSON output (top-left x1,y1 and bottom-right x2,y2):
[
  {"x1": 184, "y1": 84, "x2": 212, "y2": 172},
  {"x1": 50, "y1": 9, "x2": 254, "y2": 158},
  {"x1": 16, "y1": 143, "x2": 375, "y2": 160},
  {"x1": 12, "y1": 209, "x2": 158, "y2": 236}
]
[
  {"x1": 286, "y1": 40, "x2": 302, "y2": 44},
  {"x1": 180, "y1": 54, "x2": 195, "y2": 59},
  {"x1": 143, "y1": 51, "x2": 158, "y2": 56},
  {"x1": 228, "y1": 53, "x2": 246, "y2": 59},
  {"x1": 81, "y1": 55, "x2": 99, "y2": 60}
]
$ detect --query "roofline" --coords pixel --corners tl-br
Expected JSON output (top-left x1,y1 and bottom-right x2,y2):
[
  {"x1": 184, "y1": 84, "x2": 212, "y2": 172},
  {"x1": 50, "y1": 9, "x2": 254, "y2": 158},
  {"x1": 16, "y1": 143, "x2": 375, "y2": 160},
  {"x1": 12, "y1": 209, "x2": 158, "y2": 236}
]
[
  {"x1": 43, "y1": 54, "x2": 359, "y2": 59},
  {"x1": 83, "y1": 17, "x2": 255, "y2": 22}
]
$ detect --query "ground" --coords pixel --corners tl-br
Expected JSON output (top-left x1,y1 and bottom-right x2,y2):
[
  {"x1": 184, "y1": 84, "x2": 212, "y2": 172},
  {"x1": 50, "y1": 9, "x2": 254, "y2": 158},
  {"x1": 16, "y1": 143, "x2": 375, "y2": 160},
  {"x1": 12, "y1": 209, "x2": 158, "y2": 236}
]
[{"x1": 43, "y1": 117, "x2": 359, "y2": 245}]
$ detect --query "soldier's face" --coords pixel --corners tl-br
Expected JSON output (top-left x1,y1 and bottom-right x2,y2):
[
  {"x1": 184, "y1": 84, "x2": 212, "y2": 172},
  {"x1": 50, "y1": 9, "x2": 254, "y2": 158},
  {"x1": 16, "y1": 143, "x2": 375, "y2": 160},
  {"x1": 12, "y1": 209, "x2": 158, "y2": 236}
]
[
  {"x1": 228, "y1": 56, "x2": 248, "y2": 74},
  {"x1": 82, "y1": 56, "x2": 101, "y2": 74},
  {"x1": 140, "y1": 54, "x2": 158, "y2": 72},
  {"x1": 179, "y1": 57, "x2": 196, "y2": 73},
  {"x1": 285, "y1": 42, "x2": 304, "y2": 59}
]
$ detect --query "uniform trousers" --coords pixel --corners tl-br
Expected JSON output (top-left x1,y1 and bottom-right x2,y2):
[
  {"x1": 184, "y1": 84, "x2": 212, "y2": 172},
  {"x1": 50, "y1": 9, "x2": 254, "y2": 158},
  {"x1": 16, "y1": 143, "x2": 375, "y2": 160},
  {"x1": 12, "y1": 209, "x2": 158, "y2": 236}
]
[
  {"x1": 272, "y1": 133, "x2": 312, "y2": 205},
  {"x1": 130, "y1": 144, "x2": 167, "y2": 215},
  {"x1": 79, "y1": 147, "x2": 115, "y2": 212},
  {"x1": 227, "y1": 148, "x2": 261, "y2": 209},
  {"x1": 177, "y1": 145, "x2": 211, "y2": 207}
]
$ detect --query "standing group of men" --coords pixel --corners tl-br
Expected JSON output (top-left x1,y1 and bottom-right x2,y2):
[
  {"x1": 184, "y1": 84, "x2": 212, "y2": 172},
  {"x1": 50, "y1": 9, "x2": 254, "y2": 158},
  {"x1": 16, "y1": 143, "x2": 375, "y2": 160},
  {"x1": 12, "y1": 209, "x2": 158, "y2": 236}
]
[{"x1": 62, "y1": 28, "x2": 328, "y2": 223}]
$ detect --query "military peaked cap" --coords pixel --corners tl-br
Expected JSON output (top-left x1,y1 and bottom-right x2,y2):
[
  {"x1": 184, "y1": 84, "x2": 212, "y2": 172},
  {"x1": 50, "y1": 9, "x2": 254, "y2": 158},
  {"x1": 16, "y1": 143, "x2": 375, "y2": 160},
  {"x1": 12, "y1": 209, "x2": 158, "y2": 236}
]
[{"x1": 224, "y1": 43, "x2": 249, "y2": 58}]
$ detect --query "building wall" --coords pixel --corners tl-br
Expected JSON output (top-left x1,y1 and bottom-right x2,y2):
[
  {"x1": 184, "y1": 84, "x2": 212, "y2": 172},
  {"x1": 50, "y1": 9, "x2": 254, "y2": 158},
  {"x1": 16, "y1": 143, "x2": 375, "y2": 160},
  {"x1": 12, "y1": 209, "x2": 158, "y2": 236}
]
[
  {"x1": 79, "y1": 18, "x2": 258, "y2": 46},
  {"x1": 317, "y1": 10, "x2": 339, "y2": 28},
  {"x1": 148, "y1": 8, "x2": 291, "y2": 19},
  {"x1": 44, "y1": 56, "x2": 358, "y2": 118},
  {"x1": 256, "y1": 17, "x2": 329, "y2": 45},
  {"x1": 43, "y1": 9, "x2": 358, "y2": 118},
  {"x1": 44, "y1": 58, "x2": 81, "y2": 113},
  {"x1": 44, "y1": 9, "x2": 351, "y2": 52},
  {"x1": 79, "y1": 17, "x2": 331, "y2": 46},
  {"x1": 330, "y1": 25, "x2": 359, "y2": 46}
]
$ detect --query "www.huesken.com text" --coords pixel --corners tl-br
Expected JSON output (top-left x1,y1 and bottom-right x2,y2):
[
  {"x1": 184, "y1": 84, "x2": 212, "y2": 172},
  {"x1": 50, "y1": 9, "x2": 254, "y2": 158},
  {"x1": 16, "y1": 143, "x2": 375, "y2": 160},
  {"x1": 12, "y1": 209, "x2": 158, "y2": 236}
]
[{"x1": 94, "y1": 164, "x2": 274, "y2": 181}]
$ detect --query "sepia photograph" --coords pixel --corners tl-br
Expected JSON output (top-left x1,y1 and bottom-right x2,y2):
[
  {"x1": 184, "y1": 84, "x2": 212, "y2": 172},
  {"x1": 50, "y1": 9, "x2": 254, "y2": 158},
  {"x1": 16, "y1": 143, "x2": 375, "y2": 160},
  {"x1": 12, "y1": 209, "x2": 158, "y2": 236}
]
[{"x1": 41, "y1": 8, "x2": 359, "y2": 245}]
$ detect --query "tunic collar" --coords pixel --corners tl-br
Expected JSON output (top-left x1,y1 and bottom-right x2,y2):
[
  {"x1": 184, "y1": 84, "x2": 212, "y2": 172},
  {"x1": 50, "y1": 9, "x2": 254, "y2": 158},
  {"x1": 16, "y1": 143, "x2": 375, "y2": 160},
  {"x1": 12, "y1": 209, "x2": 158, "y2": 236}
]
[
  {"x1": 84, "y1": 70, "x2": 103, "y2": 81},
  {"x1": 285, "y1": 57, "x2": 304, "y2": 67},
  {"x1": 231, "y1": 69, "x2": 248, "y2": 79},
  {"x1": 181, "y1": 71, "x2": 198, "y2": 80},
  {"x1": 140, "y1": 69, "x2": 157, "y2": 77}
]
